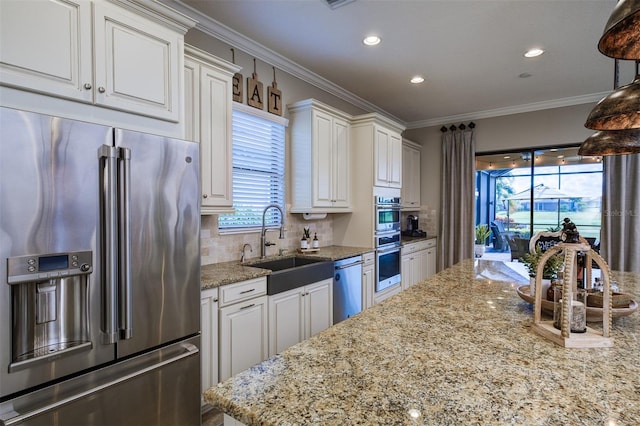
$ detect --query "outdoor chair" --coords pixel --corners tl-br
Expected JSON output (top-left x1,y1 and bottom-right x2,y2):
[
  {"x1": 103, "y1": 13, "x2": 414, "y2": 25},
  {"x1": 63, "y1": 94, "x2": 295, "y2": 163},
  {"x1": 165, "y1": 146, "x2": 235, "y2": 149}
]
[
  {"x1": 506, "y1": 235, "x2": 530, "y2": 261},
  {"x1": 490, "y1": 221, "x2": 520, "y2": 252}
]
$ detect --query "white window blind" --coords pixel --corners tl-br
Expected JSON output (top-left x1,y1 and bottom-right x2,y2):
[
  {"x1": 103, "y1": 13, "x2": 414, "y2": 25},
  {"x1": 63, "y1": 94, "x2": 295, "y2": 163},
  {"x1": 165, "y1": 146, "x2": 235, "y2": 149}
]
[{"x1": 219, "y1": 104, "x2": 286, "y2": 230}]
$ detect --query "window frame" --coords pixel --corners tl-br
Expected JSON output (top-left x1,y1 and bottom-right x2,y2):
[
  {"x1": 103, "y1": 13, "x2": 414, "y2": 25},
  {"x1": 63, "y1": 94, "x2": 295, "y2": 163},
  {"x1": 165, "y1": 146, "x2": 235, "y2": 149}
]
[{"x1": 218, "y1": 102, "x2": 288, "y2": 234}]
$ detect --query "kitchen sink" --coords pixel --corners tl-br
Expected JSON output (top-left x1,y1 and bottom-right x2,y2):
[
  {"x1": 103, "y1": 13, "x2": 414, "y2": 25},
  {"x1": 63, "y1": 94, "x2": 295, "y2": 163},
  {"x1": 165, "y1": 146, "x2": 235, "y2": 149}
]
[{"x1": 249, "y1": 256, "x2": 333, "y2": 295}]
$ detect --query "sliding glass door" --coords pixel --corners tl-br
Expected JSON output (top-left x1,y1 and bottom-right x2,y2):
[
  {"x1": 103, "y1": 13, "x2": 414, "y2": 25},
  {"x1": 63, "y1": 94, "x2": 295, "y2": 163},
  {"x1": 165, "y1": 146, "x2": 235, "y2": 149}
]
[{"x1": 475, "y1": 146, "x2": 602, "y2": 257}]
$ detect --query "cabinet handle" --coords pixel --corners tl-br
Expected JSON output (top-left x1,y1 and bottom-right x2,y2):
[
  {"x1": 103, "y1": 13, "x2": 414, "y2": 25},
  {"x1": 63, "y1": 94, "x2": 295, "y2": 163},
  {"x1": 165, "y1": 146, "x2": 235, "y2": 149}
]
[
  {"x1": 213, "y1": 298, "x2": 218, "y2": 303},
  {"x1": 83, "y1": 83, "x2": 92, "y2": 90},
  {"x1": 240, "y1": 303, "x2": 255, "y2": 310},
  {"x1": 239, "y1": 288, "x2": 255, "y2": 294},
  {"x1": 98, "y1": 86, "x2": 106, "y2": 93}
]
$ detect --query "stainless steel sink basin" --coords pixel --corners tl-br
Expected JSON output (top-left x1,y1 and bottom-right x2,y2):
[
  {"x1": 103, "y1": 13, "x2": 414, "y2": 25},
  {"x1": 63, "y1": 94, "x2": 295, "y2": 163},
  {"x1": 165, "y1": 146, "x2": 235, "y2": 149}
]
[{"x1": 249, "y1": 257, "x2": 333, "y2": 295}]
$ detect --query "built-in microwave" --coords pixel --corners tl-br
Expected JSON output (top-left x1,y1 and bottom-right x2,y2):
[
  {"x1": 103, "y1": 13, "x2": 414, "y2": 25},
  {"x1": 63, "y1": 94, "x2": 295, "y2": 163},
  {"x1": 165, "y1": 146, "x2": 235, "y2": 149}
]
[{"x1": 375, "y1": 196, "x2": 401, "y2": 233}]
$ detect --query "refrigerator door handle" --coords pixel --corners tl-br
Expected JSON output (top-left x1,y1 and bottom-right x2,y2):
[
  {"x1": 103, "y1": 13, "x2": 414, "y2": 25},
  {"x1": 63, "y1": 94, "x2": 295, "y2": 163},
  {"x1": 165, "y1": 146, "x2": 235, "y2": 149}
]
[
  {"x1": 0, "y1": 343, "x2": 199, "y2": 426},
  {"x1": 118, "y1": 147, "x2": 133, "y2": 340},
  {"x1": 99, "y1": 145, "x2": 119, "y2": 344}
]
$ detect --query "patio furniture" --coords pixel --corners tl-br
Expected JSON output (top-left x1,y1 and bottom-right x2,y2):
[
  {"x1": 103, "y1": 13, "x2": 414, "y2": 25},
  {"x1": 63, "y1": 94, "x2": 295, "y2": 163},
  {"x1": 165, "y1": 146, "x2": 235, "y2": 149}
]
[
  {"x1": 490, "y1": 221, "x2": 520, "y2": 252},
  {"x1": 506, "y1": 235, "x2": 530, "y2": 261}
]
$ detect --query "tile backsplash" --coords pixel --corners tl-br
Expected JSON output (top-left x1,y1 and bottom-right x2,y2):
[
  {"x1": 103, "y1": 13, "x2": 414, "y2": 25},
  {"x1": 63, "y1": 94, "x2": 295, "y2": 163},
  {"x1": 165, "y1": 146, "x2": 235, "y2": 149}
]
[{"x1": 200, "y1": 207, "x2": 334, "y2": 265}]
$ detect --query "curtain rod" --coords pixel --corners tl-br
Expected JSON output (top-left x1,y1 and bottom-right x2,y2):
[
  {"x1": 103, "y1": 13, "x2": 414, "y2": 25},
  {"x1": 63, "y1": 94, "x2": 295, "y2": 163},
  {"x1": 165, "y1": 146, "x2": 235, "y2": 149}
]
[{"x1": 440, "y1": 122, "x2": 476, "y2": 132}]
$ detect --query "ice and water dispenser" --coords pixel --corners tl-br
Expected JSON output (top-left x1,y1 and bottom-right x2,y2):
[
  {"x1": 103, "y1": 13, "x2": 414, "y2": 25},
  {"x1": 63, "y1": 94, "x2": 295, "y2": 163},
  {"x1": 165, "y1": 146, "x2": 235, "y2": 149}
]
[{"x1": 7, "y1": 251, "x2": 93, "y2": 371}]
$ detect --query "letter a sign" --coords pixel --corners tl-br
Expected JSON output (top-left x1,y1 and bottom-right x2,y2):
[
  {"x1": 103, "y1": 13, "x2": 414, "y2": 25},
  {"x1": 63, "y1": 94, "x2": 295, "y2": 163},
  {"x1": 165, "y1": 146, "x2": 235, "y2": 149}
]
[{"x1": 247, "y1": 59, "x2": 263, "y2": 110}]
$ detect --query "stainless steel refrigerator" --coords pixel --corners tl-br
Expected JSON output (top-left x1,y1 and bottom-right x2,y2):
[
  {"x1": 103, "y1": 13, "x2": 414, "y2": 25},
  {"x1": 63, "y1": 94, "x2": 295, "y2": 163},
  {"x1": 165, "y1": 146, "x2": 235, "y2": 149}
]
[{"x1": 0, "y1": 107, "x2": 201, "y2": 425}]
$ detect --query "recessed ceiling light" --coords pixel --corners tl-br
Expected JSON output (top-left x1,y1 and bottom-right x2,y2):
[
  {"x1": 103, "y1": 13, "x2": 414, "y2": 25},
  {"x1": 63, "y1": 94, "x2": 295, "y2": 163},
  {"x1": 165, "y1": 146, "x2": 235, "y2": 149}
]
[
  {"x1": 410, "y1": 76, "x2": 424, "y2": 84},
  {"x1": 363, "y1": 35, "x2": 381, "y2": 46},
  {"x1": 524, "y1": 48, "x2": 544, "y2": 58}
]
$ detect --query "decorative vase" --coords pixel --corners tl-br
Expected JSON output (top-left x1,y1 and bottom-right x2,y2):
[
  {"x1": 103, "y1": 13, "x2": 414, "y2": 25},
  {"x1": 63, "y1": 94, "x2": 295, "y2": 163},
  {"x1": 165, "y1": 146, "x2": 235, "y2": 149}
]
[
  {"x1": 300, "y1": 238, "x2": 308, "y2": 249},
  {"x1": 474, "y1": 244, "x2": 485, "y2": 258}
]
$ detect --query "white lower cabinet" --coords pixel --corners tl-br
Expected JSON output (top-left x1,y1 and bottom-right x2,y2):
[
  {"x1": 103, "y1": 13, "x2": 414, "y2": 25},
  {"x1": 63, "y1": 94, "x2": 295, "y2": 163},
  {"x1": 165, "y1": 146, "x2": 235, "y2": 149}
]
[
  {"x1": 268, "y1": 278, "x2": 333, "y2": 356},
  {"x1": 362, "y1": 251, "x2": 375, "y2": 310},
  {"x1": 200, "y1": 288, "x2": 218, "y2": 395},
  {"x1": 402, "y1": 239, "x2": 437, "y2": 289},
  {"x1": 218, "y1": 278, "x2": 268, "y2": 382}
]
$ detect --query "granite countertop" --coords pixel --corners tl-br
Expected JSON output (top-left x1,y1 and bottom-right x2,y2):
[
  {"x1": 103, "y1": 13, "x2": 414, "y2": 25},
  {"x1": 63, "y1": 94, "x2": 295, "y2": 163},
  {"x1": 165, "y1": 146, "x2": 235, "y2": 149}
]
[
  {"x1": 401, "y1": 235, "x2": 436, "y2": 246},
  {"x1": 204, "y1": 259, "x2": 640, "y2": 425},
  {"x1": 201, "y1": 245, "x2": 372, "y2": 290}
]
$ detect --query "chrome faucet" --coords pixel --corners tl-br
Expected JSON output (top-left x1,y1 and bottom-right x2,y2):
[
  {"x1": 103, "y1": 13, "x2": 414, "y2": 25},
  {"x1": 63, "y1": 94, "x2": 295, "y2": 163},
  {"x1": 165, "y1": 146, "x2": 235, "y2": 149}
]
[
  {"x1": 260, "y1": 204, "x2": 285, "y2": 258},
  {"x1": 240, "y1": 243, "x2": 253, "y2": 263}
]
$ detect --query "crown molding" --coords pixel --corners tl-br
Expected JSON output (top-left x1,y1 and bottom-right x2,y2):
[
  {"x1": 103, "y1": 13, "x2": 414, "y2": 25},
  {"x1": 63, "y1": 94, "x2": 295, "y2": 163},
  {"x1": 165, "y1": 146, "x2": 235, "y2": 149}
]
[
  {"x1": 404, "y1": 92, "x2": 608, "y2": 130},
  {"x1": 162, "y1": 0, "x2": 609, "y2": 131},
  {"x1": 163, "y1": 0, "x2": 404, "y2": 124}
]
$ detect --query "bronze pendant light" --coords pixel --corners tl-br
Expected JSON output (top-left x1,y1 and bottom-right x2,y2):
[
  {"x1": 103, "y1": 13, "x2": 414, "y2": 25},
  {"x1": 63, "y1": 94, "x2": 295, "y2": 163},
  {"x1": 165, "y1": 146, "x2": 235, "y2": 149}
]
[
  {"x1": 579, "y1": 0, "x2": 640, "y2": 155},
  {"x1": 597, "y1": 0, "x2": 640, "y2": 60},
  {"x1": 584, "y1": 65, "x2": 640, "y2": 131},
  {"x1": 578, "y1": 129, "x2": 640, "y2": 156}
]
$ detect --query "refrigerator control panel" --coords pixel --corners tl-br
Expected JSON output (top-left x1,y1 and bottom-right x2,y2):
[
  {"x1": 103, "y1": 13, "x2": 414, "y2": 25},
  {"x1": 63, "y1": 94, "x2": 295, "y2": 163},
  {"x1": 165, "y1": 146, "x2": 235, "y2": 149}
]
[{"x1": 7, "y1": 251, "x2": 93, "y2": 284}]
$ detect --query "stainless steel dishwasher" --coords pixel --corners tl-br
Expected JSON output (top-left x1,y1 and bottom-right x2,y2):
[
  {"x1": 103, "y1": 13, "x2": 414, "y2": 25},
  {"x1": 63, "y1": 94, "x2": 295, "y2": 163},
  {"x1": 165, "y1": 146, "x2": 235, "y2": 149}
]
[{"x1": 333, "y1": 256, "x2": 364, "y2": 324}]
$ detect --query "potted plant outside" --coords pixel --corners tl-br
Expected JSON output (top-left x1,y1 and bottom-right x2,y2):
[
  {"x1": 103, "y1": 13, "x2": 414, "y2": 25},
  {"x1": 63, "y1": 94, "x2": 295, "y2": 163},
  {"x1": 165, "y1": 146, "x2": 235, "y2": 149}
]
[
  {"x1": 520, "y1": 246, "x2": 563, "y2": 296},
  {"x1": 474, "y1": 224, "x2": 491, "y2": 258}
]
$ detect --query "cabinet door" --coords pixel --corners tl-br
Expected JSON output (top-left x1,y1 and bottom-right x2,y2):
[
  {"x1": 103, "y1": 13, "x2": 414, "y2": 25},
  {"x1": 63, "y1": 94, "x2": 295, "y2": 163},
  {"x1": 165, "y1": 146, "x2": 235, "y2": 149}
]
[
  {"x1": 374, "y1": 127, "x2": 390, "y2": 187},
  {"x1": 304, "y1": 279, "x2": 333, "y2": 338},
  {"x1": 200, "y1": 288, "x2": 218, "y2": 393},
  {"x1": 401, "y1": 254, "x2": 412, "y2": 290},
  {"x1": 219, "y1": 296, "x2": 268, "y2": 381},
  {"x1": 411, "y1": 252, "x2": 424, "y2": 286},
  {"x1": 93, "y1": 2, "x2": 180, "y2": 122},
  {"x1": 402, "y1": 144, "x2": 421, "y2": 207},
  {"x1": 183, "y1": 59, "x2": 199, "y2": 143},
  {"x1": 0, "y1": 0, "x2": 92, "y2": 102},
  {"x1": 332, "y1": 118, "x2": 350, "y2": 208},
  {"x1": 388, "y1": 133, "x2": 402, "y2": 188},
  {"x1": 199, "y1": 62, "x2": 233, "y2": 210},
  {"x1": 362, "y1": 262, "x2": 375, "y2": 310},
  {"x1": 426, "y1": 247, "x2": 437, "y2": 278},
  {"x1": 313, "y1": 110, "x2": 334, "y2": 207},
  {"x1": 268, "y1": 289, "x2": 304, "y2": 357}
]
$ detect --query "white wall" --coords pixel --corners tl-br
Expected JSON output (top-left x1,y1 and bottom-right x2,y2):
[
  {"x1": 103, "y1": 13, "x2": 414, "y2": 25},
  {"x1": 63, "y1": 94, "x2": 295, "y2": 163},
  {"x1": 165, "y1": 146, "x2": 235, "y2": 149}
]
[{"x1": 404, "y1": 103, "x2": 598, "y2": 236}]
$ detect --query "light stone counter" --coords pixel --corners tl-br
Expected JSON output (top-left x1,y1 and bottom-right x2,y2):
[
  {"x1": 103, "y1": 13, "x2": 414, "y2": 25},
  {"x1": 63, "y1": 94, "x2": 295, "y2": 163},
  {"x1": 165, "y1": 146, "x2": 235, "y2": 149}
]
[
  {"x1": 204, "y1": 259, "x2": 640, "y2": 425},
  {"x1": 201, "y1": 245, "x2": 372, "y2": 290}
]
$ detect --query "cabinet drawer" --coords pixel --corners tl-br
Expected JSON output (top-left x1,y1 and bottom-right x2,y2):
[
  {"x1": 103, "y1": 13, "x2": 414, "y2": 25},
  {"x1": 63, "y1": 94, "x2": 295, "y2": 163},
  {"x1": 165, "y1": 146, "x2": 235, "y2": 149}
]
[
  {"x1": 219, "y1": 277, "x2": 267, "y2": 307},
  {"x1": 363, "y1": 251, "x2": 375, "y2": 265}
]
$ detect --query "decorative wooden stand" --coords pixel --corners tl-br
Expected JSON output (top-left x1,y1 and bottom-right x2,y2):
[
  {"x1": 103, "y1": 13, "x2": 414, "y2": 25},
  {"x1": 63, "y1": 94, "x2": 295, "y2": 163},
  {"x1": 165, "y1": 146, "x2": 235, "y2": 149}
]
[{"x1": 532, "y1": 240, "x2": 613, "y2": 348}]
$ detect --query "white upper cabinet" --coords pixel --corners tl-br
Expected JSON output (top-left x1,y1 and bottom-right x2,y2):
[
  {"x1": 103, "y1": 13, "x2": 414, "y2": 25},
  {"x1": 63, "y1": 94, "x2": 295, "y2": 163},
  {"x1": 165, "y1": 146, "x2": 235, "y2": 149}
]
[
  {"x1": 184, "y1": 46, "x2": 240, "y2": 214},
  {"x1": 401, "y1": 139, "x2": 421, "y2": 209},
  {"x1": 0, "y1": 0, "x2": 194, "y2": 133},
  {"x1": 289, "y1": 99, "x2": 352, "y2": 213},
  {"x1": 93, "y1": 1, "x2": 182, "y2": 121},
  {"x1": 374, "y1": 126, "x2": 402, "y2": 188},
  {"x1": 0, "y1": 0, "x2": 93, "y2": 102},
  {"x1": 350, "y1": 113, "x2": 405, "y2": 190}
]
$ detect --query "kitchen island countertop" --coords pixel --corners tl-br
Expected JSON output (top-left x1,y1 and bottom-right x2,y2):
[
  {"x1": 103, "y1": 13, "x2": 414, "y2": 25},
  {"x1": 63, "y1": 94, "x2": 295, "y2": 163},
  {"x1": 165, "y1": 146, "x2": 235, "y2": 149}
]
[
  {"x1": 201, "y1": 245, "x2": 373, "y2": 290},
  {"x1": 204, "y1": 259, "x2": 640, "y2": 425}
]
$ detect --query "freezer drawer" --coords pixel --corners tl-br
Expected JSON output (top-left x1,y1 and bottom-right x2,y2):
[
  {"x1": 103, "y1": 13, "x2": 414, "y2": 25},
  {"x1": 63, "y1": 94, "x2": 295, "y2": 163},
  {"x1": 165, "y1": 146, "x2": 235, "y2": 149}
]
[{"x1": 0, "y1": 336, "x2": 201, "y2": 426}]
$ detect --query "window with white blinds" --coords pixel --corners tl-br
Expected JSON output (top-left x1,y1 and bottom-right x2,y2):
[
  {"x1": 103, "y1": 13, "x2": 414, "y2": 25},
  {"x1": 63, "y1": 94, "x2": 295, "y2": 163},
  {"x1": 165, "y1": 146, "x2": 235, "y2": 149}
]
[{"x1": 218, "y1": 104, "x2": 286, "y2": 230}]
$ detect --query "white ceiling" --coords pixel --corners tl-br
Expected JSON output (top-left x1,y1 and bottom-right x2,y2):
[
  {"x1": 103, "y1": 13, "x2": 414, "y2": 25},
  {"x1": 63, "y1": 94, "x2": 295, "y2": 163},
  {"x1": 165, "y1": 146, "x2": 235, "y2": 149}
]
[{"x1": 167, "y1": 0, "x2": 635, "y2": 128}]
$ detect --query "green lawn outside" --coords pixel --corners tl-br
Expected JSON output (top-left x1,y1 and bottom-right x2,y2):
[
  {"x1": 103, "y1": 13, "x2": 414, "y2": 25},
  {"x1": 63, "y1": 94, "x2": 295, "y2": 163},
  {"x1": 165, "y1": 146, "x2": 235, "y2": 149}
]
[{"x1": 497, "y1": 209, "x2": 601, "y2": 238}]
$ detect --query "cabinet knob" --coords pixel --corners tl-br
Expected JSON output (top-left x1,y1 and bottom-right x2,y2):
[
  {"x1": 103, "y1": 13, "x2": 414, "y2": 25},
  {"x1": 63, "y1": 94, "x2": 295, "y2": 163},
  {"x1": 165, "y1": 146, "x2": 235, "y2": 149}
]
[
  {"x1": 203, "y1": 194, "x2": 208, "y2": 198},
  {"x1": 98, "y1": 86, "x2": 106, "y2": 93},
  {"x1": 83, "y1": 83, "x2": 92, "y2": 90}
]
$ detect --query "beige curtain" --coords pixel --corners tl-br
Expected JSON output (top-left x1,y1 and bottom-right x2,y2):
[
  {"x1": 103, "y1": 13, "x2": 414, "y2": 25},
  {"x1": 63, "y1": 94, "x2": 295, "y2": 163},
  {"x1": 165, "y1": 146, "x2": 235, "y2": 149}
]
[
  {"x1": 601, "y1": 153, "x2": 640, "y2": 272},
  {"x1": 439, "y1": 128, "x2": 476, "y2": 270}
]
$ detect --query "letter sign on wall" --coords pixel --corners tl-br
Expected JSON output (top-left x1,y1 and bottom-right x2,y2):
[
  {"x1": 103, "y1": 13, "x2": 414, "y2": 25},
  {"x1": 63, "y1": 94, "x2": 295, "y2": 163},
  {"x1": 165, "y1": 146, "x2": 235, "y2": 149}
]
[
  {"x1": 268, "y1": 67, "x2": 282, "y2": 116},
  {"x1": 231, "y1": 48, "x2": 243, "y2": 103},
  {"x1": 247, "y1": 59, "x2": 263, "y2": 110}
]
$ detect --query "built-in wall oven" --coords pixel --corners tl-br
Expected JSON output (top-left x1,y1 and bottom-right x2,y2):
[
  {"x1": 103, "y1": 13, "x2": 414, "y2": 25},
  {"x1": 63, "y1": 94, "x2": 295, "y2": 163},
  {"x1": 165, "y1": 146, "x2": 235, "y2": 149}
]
[
  {"x1": 375, "y1": 196, "x2": 401, "y2": 233},
  {"x1": 374, "y1": 196, "x2": 402, "y2": 292}
]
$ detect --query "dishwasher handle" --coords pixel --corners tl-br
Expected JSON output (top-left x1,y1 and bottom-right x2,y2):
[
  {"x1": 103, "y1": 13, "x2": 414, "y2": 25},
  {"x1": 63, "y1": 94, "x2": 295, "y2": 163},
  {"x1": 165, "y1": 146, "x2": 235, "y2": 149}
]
[{"x1": 335, "y1": 260, "x2": 363, "y2": 270}]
